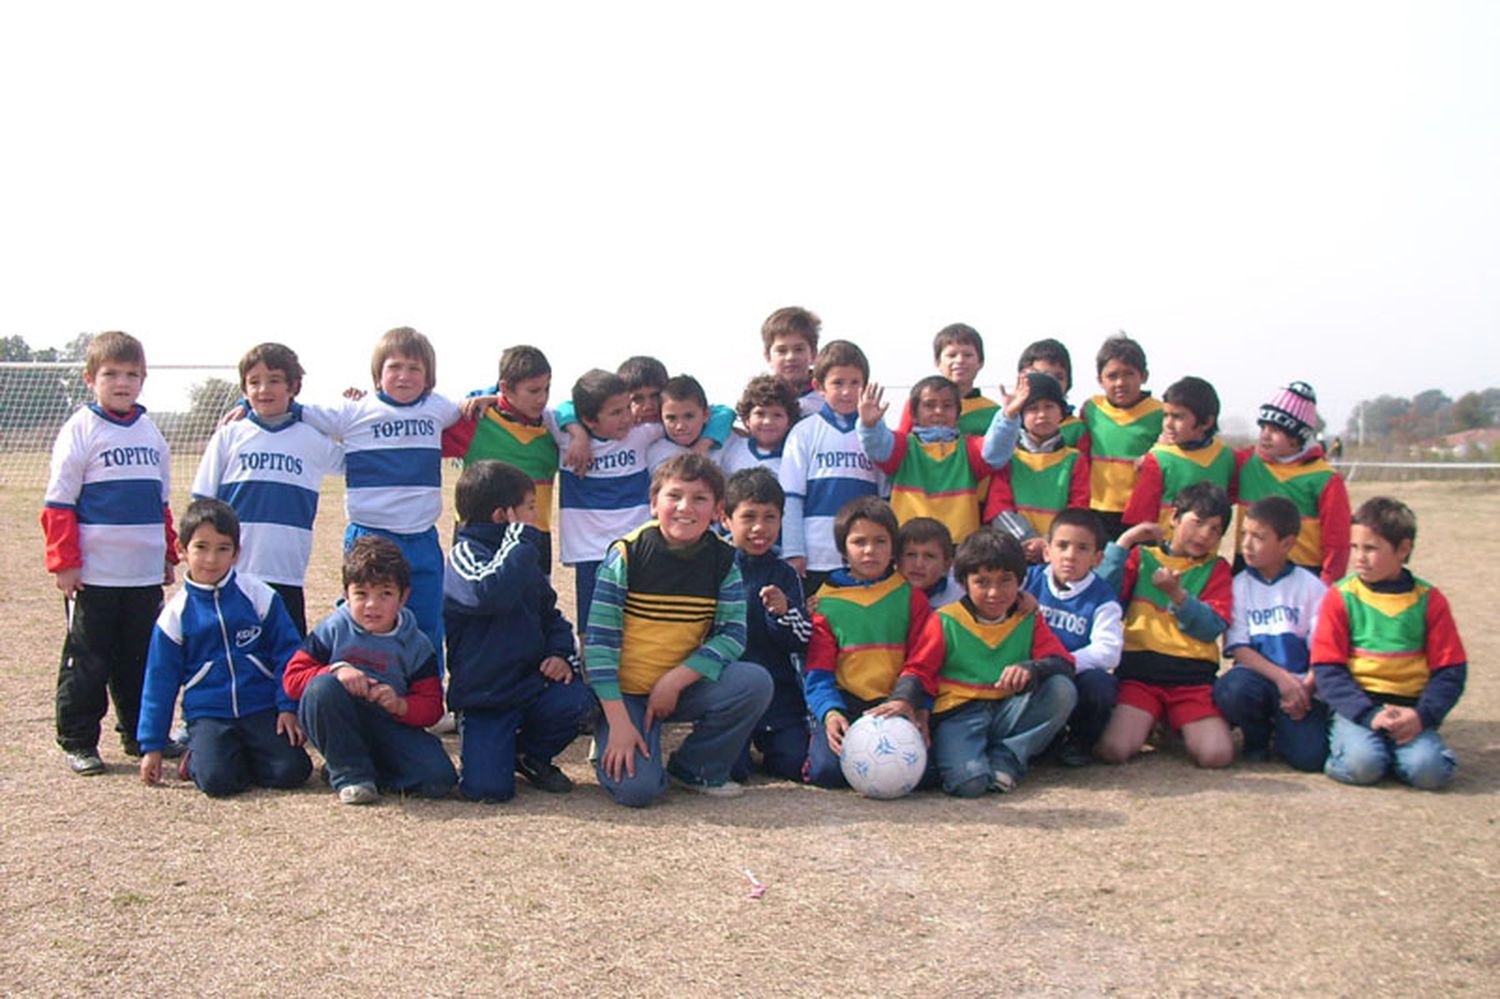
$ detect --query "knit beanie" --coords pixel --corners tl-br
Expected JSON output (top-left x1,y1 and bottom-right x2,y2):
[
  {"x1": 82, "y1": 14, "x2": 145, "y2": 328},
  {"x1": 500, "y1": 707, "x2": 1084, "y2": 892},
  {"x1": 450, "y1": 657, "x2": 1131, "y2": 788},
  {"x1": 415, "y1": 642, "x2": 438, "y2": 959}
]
[
  {"x1": 1258, "y1": 381, "x2": 1318, "y2": 443},
  {"x1": 1022, "y1": 371, "x2": 1067, "y2": 413}
]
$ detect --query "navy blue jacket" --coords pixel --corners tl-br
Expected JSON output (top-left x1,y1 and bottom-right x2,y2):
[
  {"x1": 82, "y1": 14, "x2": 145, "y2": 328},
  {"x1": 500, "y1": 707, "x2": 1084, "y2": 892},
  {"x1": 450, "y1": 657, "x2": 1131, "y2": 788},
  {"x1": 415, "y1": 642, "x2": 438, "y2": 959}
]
[
  {"x1": 444, "y1": 521, "x2": 577, "y2": 712},
  {"x1": 735, "y1": 549, "x2": 812, "y2": 715}
]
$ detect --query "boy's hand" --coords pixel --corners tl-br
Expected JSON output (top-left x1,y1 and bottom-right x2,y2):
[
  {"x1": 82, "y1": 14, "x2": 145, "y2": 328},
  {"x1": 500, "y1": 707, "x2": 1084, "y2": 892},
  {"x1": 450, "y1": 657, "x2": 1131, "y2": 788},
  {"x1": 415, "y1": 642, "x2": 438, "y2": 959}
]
[
  {"x1": 691, "y1": 437, "x2": 715, "y2": 456},
  {"x1": 139, "y1": 751, "x2": 163, "y2": 785},
  {"x1": 1118, "y1": 522, "x2": 1164, "y2": 548},
  {"x1": 1273, "y1": 669, "x2": 1311, "y2": 720},
  {"x1": 562, "y1": 426, "x2": 591, "y2": 477},
  {"x1": 869, "y1": 698, "x2": 917, "y2": 725},
  {"x1": 995, "y1": 664, "x2": 1032, "y2": 694},
  {"x1": 644, "y1": 666, "x2": 698, "y2": 730},
  {"x1": 858, "y1": 382, "x2": 888, "y2": 428},
  {"x1": 461, "y1": 394, "x2": 497, "y2": 420},
  {"x1": 1021, "y1": 537, "x2": 1047, "y2": 563},
  {"x1": 1373, "y1": 705, "x2": 1423, "y2": 745},
  {"x1": 54, "y1": 568, "x2": 83, "y2": 597},
  {"x1": 219, "y1": 404, "x2": 249, "y2": 426},
  {"x1": 276, "y1": 711, "x2": 306, "y2": 747},
  {"x1": 824, "y1": 711, "x2": 850, "y2": 754},
  {"x1": 332, "y1": 664, "x2": 372, "y2": 699},
  {"x1": 539, "y1": 655, "x2": 573, "y2": 683},
  {"x1": 1151, "y1": 566, "x2": 1186, "y2": 604},
  {"x1": 1000, "y1": 376, "x2": 1032, "y2": 418},
  {"x1": 368, "y1": 682, "x2": 406, "y2": 716},
  {"x1": 602, "y1": 720, "x2": 648, "y2": 781},
  {"x1": 759, "y1": 585, "x2": 789, "y2": 617},
  {"x1": 342, "y1": 386, "x2": 366, "y2": 400}
]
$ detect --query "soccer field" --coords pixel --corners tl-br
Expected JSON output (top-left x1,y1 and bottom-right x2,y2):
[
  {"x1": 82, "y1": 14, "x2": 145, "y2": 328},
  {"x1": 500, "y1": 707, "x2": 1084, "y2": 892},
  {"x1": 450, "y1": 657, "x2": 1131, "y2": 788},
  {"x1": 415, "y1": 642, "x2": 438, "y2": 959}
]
[{"x1": 1, "y1": 476, "x2": 1495, "y2": 995}]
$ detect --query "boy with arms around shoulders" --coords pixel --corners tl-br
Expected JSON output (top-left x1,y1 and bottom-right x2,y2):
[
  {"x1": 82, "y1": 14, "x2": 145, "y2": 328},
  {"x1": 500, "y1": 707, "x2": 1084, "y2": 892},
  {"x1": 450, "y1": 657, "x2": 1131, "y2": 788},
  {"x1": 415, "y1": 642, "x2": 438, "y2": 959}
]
[
  {"x1": 137, "y1": 499, "x2": 311, "y2": 796},
  {"x1": 1312, "y1": 497, "x2": 1466, "y2": 790},
  {"x1": 584, "y1": 454, "x2": 774, "y2": 806}
]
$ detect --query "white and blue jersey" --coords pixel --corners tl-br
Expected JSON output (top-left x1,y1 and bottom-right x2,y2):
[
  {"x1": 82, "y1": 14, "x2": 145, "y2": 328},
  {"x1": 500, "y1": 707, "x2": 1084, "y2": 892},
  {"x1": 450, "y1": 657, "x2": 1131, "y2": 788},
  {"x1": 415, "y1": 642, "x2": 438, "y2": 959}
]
[
  {"x1": 555, "y1": 422, "x2": 663, "y2": 565},
  {"x1": 1223, "y1": 564, "x2": 1326, "y2": 673},
  {"x1": 192, "y1": 416, "x2": 343, "y2": 586},
  {"x1": 719, "y1": 434, "x2": 784, "y2": 479},
  {"x1": 778, "y1": 405, "x2": 883, "y2": 572},
  {"x1": 43, "y1": 404, "x2": 171, "y2": 587},
  {"x1": 1024, "y1": 565, "x2": 1124, "y2": 674},
  {"x1": 298, "y1": 391, "x2": 460, "y2": 535}
]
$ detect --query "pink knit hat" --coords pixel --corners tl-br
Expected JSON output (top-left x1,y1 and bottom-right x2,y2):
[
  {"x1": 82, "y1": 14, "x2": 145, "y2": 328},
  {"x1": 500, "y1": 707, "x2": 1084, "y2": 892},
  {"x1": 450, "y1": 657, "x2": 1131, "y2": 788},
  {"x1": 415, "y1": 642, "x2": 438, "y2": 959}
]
[{"x1": 1258, "y1": 381, "x2": 1318, "y2": 443}]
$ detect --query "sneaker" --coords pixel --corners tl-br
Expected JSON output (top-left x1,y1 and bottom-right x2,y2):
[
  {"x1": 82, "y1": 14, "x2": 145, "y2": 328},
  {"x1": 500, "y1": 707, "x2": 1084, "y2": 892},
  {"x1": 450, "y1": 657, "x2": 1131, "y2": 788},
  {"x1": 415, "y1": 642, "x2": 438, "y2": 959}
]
[
  {"x1": 515, "y1": 755, "x2": 574, "y2": 794},
  {"x1": 1241, "y1": 744, "x2": 1272, "y2": 764},
  {"x1": 338, "y1": 783, "x2": 380, "y2": 805},
  {"x1": 159, "y1": 740, "x2": 185, "y2": 760},
  {"x1": 991, "y1": 769, "x2": 1018, "y2": 794},
  {"x1": 668, "y1": 766, "x2": 745, "y2": 798},
  {"x1": 65, "y1": 750, "x2": 106, "y2": 776},
  {"x1": 1059, "y1": 741, "x2": 1093, "y2": 768},
  {"x1": 426, "y1": 711, "x2": 458, "y2": 736}
]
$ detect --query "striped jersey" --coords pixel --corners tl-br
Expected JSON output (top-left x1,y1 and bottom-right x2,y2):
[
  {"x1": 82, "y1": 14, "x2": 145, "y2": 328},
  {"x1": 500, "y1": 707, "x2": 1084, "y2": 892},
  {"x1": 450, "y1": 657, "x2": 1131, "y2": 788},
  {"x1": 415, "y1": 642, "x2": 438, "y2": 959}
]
[
  {"x1": 1233, "y1": 448, "x2": 1350, "y2": 583},
  {"x1": 985, "y1": 446, "x2": 1090, "y2": 537},
  {"x1": 1223, "y1": 564, "x2": 1325, "y2": 673},
  {"x1": 1123, "y1": 439, "x2": 1237, "y2": 534},
  {"x1": 1311, "y1": 574, "x2": 1466, "y2": 700},
  {"x1": 555, "y1": 422, "x2": 662, "y2": 565},
  {"x1": 719, "y1": 433, "x2": 784, "y2": 478},
  {"x1": 451, "y1": 404, "x2": 561, "y2": 533},
  {"x1": 779, "y1": 406, "x2": 883, "y2": 571},
  {"x1": 876, "y1": 432, "x2": 992, "y2": 543},
  {"x1": 1079, "y1": 394, "x2": 1164, "y2": 513},
  {"x1": 927, "y1": 599, "x2": 1072, "y2": 712}
]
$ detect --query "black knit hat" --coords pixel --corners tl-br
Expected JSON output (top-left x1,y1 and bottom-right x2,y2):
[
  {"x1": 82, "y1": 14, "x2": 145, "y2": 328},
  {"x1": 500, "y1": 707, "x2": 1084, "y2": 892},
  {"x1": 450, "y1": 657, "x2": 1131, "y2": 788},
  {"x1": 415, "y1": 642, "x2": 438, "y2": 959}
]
[{"x1": 1022, "y1": 371, "x2": 1067, "y2": 412}]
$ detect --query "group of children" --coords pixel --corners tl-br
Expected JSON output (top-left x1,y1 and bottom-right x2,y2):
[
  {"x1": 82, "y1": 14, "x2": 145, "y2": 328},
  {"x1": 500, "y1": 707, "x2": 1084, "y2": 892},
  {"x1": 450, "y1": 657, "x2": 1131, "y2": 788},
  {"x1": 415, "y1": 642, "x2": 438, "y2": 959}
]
[{"x1": 40, "y1": 315, "x2": 1469, "y2": 808}]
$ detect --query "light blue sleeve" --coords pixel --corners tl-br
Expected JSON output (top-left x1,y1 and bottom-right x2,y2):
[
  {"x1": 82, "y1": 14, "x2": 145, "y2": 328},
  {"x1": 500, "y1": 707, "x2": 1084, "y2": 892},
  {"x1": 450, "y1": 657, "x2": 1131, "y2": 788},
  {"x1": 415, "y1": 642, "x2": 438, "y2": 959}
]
[
  {"x1": 858, "y1": 421, "x2": 895, "y2": 463},
  {"x1": 981, "y1": 411, "x2": 1021, "y2": 468}
]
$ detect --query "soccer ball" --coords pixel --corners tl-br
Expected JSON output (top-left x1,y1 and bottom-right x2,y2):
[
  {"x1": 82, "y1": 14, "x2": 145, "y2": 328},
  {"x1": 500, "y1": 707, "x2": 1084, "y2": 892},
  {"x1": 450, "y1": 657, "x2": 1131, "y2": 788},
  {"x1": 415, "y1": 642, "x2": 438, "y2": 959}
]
[{"x1": 839, "y1": 714, "x2": 927, "y2": 799}]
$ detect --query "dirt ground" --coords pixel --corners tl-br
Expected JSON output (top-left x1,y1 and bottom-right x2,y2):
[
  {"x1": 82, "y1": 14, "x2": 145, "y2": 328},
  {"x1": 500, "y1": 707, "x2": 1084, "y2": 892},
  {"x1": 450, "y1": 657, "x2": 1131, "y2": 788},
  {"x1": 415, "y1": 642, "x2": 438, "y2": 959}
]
[{"x1": 1, "y1": 474, "x2": 1495, "y2": 996}]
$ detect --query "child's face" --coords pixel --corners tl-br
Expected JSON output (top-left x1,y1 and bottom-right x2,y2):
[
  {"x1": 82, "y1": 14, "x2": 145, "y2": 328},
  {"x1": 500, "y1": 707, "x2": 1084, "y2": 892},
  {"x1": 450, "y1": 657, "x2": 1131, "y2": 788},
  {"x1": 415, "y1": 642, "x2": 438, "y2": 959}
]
[
  {"x1": 937, "y1": 342, "x2": 982, "y2": 391},
  {"x1": 1022, "y1": 399, "x2": 1063, "y2": 439},
  {"x1": 584, "y1": 392, "x2": 634, "y2": 441},
  {"x1": 1023, "y1": 360, "x2": 1071, "y2": 395},
  {"x1": 1171, "y1": 510, "x2": 1225, "y2": 559},
  {"x1": 1350, "y1": 524, "x2": 1411, "y2": 584},
  {"x1": 843, "y1": 518, "x2": 894, "y2": 581},
  {"x1": 379, "y1": 353, "x2": 427, "y2": 405},
  {"x1": 243, "y1": 362, "x2": 296, "y2": 420},
  {"x1": 661, "y1": 397, "x2": 706, "y2": 446},
  {"x1": 1098, "y1": 359, "x2": 1146, "y2": 408},
  {"x1": 898, "y1": 539, "x2": 951, "y2": 591},
  {"x1": 965, "y1": 567, "x2": 1021, "y2": 620},
  {"x1": 723, "y1": 500, "x2": 782, "y2": 558},
  {"x1": 629, "y1": 385, "x2": 663, "y2": 425},
  {"x1": 501, "y1": 373, "x2": 551, "y2": 422},
  {"x1": 1257, "y1": 424, "x2": 1301, "y2": 459},
  {"x1": 651, "y1": 475, "x2": 722, "y2": 546},
  {"x1": 766, "y1": 334, "x2": 814, "y2": 385},
  {"x1": 1240, "y1": 517, "x2": 1296, "y2": 574},
  {"x1": 1161, "y1": 401, "x2": 1210, "y2": 446},
  {"x1": 85, "y1": 360, "x2": 146, "y2": 413},
  {"x1": 816, "y1": 365, "x2": 866, "y2": 416},
  {"x1": 346, "y1": 579, "x2": 408, "y2": 633},
  {"x1": 913, "y1": 387, "x2": 959, "y2": 429},
  {"x1": 1045, "y1": 524, "x2": 1100, "y2": 583},
  {"x1": 745, "y1": 404, "x2": 791, "y2": 450},
  {"x1": 494, "y1": 490, "x2": 538, "y2": 527},
  {"x1": 181, "y1": 524, "x2": 238, "y2": 586}
]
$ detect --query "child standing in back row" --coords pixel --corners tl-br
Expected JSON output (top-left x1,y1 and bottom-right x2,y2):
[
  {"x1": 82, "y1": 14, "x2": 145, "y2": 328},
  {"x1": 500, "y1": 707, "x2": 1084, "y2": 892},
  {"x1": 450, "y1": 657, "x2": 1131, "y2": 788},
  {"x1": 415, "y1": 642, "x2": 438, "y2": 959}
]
[
  {"x1": 1122, "y1": 376, "x2": 1237, "y2": 541},
  {"x1": 1079, "y1": 333, "x2": 1163, "y2": 541},
  {"x1": 761, "y1": 306, "x2": 824, "y2": 418}
]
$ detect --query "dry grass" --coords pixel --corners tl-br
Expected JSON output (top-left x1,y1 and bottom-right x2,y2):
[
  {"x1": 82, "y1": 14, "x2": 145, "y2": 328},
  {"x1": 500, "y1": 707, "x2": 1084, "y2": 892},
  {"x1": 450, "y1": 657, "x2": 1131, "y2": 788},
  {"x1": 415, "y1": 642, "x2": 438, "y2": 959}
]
[{"x1": 1, "y1": 473, "x2": 1496, "y2": 996}]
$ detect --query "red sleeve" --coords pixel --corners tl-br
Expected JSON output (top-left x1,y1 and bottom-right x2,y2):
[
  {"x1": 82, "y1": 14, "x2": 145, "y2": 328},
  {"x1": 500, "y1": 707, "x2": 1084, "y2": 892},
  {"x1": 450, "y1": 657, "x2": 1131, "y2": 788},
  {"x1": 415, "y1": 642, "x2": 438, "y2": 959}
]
[
  {"x1": 894, "y1": 399, "x2": 914, "y2": 434},
  {"x1": 1029, "y1": 611, "x2": 1074, "y2": 664},
  {"x1": 163, "y1": 505, "x2": 180, "y2": 565},
  {"x1": 875, "y1": 432, "x2": 910, "y2": 477},
  {"x1": 1199, "y1": 558, "x2": 1234, "y2": 626},
  {"x1": 1423, "y1": 588, "x2": 1468, "y2": 670},
  {"x1": 900, "y1": 591, "x2": 944, "y2": 695},
  {"x1": 399, "y1": 674, "x2": 444, "y2": 728},
  {"x1": 1309, "y1": 586, "x2": 1351, "y2": 665},
  {"x1": 1073, "y1": 405, "x2": 1093, "y2": 459},
  {"x1": 806, "y1": 613, "x2": 837, "y2": 674},
  {"x1": 1068, "y1": 452, "x2": 1091, "y2": 510},
  {"x1": 40, "y1": 505, "x2": 81, "y2": 573},
  {"x1": 1120, "y1": 547, "x2": 1141, "y2": 601},
  {"x1": 964, "y1": 435, "x2": 992, "y2": 479},
  {"x1": 1121, "y1": 453, "x2": 1162, "y2": 526},
  {"x1": 1317, "y1": 472, "x2": 1351, "y2": 584},
  {"x1": 981, "y1": 465, "x2": 1017, "y2": 524},
  {"x1": 441, "y1": 413, "x2": 478, "y2": 459},
  {"x1": 282, "y1": 648, "x2": 329, "y2": 701}
]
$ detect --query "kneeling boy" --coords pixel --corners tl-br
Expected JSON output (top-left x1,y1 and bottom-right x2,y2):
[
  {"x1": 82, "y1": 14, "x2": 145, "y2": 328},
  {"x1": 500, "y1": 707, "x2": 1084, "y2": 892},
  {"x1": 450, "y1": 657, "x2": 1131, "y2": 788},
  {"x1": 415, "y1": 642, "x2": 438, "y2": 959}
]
[
  {"x1": 584, "y1": 454, "x2": 773, "y2": 806},
  {"x1": 284, "y1": 536, "x2": 458, "y2": 804},
  {"x1": 137, "y1": 499, "x2": 311, "y2": 796},
  {"x1": 444, "y1": 461, "x2": 596, "y2": 802}
]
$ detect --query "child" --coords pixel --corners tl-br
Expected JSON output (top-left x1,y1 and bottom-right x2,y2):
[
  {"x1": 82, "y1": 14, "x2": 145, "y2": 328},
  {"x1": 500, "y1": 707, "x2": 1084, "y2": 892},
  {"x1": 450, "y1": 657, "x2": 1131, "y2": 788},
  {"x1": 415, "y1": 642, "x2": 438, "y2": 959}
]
[
  {"x1": 1234, "y1": 381, "x2": 1350, "y2": 584},
  {"x1": 442, "y1": 344, "x2": 562, "y2": 571},
  {"x1": 803, "y1": 496, "x2": 943, "y2": 789},
  {"x1": 646, "y1": 375, "x2": 722, "y2": 470},
  {"x1": 779, "y1": 340, "x2": 885, "y2": 591},
  {"x1": 898, "y1": 517, "x2": 962, "y2": 609},
  {"x1": 721, "y1": 374, "x2": 800, "y2": 477},
  {"x1": 137, "y1": 499, "x2": 311, "y2": 796},
  {"x1": 284, "y1": 535, "x2": 457, "y2": 804},
  {"x1": 42, "y1": 331, "x2": 178, "y2": 775},
  {"x1": 761, "y1": 305, "x2": 823, "y2": 418},
  {"x1": 443, "y1": 461, "x2": 596, "y2": 802},
  {"x1": 721, "y1": 468, "x2": 813, "y2": 781},
  {"x1": 584, "y1": 454, "x2": 774, "y2": 806},
  {"x1": 860, "y1": 376, "x2": 998, "y2": 545},
  {"x1": 1122, "y1": 376, "x2": 1237, "y2": 539},
  {"x1": 982, "y1": 372, "x2": 1090, "y2": 562},
  {"x1": 1312, "y1": 497, "x2": 1467, "y2": 790},
  {"x1": 906, "y1": 528, "x2": 1076, "y2": 796},
  {"x1": 1211, "y1": 496, "x2": 1329, "y2": 771},
  {"x1": 1023, "y1": 508, "x2": 1123, "y2": 765},
  {"x1": 1017, "y1": 338, "x2": 1086, "y2": 448},
  {"x1": 1095, "y1": 481, "x2": 1235, "y2": 768},
  {"x1": 893, "y1": 323, "x2": 999, "y2": 436},
  {"x1": 192, "y1": 342, "x2": 342, "y2": 634},
  {"x1": 1078, "y1": 333, "x2": 1163, "y2": 540}
]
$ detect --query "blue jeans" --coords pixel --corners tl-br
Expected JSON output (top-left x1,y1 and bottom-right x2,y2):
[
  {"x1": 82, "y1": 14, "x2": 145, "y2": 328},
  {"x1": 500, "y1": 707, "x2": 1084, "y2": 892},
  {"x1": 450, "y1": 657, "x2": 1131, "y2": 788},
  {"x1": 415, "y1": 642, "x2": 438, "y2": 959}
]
[
  {"x1": 298, "y1": 673, "x2": 457, "y2": 797},
  {"x1": 932, "y1": 675, "x2": 1077, "y2": 797},
  {"x1": 185, "y1": 709, "x2": 312, "y2": 797},
  {"x1": 805, "y1": 694, "x2": 881, "y2": 789},
  {"x1": 1068, "y1": 669, "x2": 1118, "y2": 750},
  {"x1": 733, "y1": 685, "x2": 811, "y2": 782},
  {"x1": 345, "y1": 524, "x2": 445, "y2": 677},
  {"x1": 1212, "y1": 667, "x2": 1329, "y2": 771},
  {"x1": 1325, "y1": 713, "x2": 1456, "y2": 790},
  {"x1": 459, "y1": 681, "x2": 598, "y2": 802},
  {"x1": 594, "y1": 661, "x2": 772, "y2": 808}
]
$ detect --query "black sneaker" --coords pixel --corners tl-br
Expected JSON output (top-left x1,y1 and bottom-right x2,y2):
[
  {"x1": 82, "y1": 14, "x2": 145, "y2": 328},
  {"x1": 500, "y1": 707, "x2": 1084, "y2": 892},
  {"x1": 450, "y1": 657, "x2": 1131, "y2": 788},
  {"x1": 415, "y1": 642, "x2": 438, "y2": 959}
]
[
  {"x1": 65, "y1": 750, "x2": 106, "y2": 776},
  {"x1": 1059, "y1": 741, "x2": 1094, "y2": 768},
  {"x1": 515, "y1": 755, "x2": 574, "y2": 793}
]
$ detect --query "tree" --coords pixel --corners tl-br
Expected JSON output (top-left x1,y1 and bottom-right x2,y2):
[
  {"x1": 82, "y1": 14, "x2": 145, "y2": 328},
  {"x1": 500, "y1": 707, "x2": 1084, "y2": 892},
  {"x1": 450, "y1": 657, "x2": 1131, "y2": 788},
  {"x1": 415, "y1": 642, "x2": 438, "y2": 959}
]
[
  {"x1": 1449, "y1": 392, "x2": 1492, "y2": 431},
  {"x1": 0, "y1": 334, "x2": 89, "y2": 431},
  {"x1": 186, "y1": 377, "x2": 240, "y2": 430}
]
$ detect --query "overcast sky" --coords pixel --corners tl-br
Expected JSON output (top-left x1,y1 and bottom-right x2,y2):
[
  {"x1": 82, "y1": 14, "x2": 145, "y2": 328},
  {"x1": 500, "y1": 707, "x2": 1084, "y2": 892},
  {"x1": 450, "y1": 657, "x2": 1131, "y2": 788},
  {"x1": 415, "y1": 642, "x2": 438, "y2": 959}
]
[{"x1": 3, "y1": 2, "x2": 1497, "y2": 437}]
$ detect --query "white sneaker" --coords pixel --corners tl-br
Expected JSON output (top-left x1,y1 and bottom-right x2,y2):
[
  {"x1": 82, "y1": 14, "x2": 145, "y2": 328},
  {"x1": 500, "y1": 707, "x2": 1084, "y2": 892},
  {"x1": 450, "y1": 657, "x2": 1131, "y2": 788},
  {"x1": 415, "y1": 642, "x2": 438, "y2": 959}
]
[
  {"x1": 991, "y1": 770, "x2": 1018, "y2": 794},
  {"x1": 426, "y1": 711, "x2": 458, "y2": 735},
  {"x1": 669, "y1": 771, "x2": 745, "y2": 798},
  {"x1": 338, "y1": 783, "x2": 379, "y2": 805}
]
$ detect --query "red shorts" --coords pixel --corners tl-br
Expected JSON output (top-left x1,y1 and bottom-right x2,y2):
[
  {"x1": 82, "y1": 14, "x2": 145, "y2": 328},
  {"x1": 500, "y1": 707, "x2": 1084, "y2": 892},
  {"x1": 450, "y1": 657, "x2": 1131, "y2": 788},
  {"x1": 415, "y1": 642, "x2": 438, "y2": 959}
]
[{"x1": 1116, "y1": 679, "x2": 1222, "y2": 729}]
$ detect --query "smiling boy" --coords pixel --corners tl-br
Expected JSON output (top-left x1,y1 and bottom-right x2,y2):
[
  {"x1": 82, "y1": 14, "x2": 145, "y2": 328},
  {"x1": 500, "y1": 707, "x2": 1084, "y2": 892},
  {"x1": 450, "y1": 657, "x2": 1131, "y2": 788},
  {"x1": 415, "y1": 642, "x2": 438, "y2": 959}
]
[{"x1": 1122, "y1": 376, "x2": 1237, "y2": 540}]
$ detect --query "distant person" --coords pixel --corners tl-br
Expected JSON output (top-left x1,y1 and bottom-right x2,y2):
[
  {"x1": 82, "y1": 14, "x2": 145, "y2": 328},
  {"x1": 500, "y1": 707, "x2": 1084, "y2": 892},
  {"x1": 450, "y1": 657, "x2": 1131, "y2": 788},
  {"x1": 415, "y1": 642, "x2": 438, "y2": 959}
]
[{"x1": 1329, "y1": 436, "x2": 1344, "y2": 459}]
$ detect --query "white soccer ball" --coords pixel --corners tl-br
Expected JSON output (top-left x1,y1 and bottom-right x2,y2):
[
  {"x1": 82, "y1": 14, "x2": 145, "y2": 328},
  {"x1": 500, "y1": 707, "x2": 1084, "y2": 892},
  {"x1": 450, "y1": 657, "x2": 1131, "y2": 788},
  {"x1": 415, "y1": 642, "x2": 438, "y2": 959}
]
[{"x1": 839, "y1": 714, "x2": 927, "y2": 799}]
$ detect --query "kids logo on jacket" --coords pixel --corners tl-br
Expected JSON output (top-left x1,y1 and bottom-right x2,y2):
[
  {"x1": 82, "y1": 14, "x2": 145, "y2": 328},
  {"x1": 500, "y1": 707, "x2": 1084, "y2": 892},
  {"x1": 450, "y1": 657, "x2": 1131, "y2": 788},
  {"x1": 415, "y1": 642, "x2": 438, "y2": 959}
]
[
  {"x1": 100, "y1": 445, "x2": 162, "y2": 468},
  {"x1": 236, "y1": 451, "x2": 305, "y2": 475},
  {"x1": 1039, "y1": 606, "x2": 1089, "y2": 641},
  {"x1": 234, "y1": 626, "x2": 262, "y2": 648},
  {"x1": 372, "y1": 418, "x2": 436, "y2": 440},
  {"x1": 589, "y1": 450, "x2": 638, "y2": 473},
  {"x1": 814, "y1": 451, "x2": 873, "y2": 472}
]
